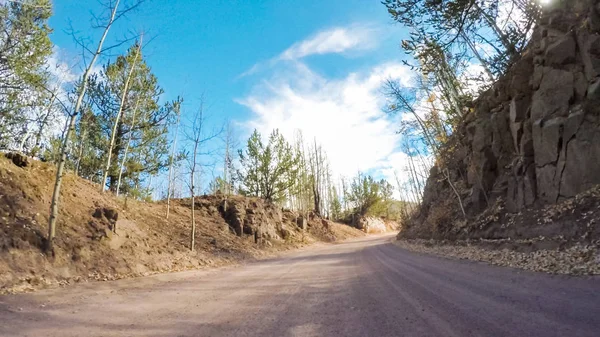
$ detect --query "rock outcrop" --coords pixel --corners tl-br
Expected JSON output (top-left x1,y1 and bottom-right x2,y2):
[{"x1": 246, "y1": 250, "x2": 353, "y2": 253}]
[
  {"x1": 355, "y1": 216, "x2": 400, "y2": 234},
  {"x1": 192, "y1": 195, "x2": 336, "y2": 242},
  {"x1": 404, "y1": 0, "x2": 600, "y2": 241},
  {"x1": 4, "y1": 152, "x2": 29, "y2": 168}
]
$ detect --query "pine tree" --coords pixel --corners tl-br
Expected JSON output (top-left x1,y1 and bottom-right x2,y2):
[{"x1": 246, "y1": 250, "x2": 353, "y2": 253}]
[
  {"x1": 87, "y1": 43, "x2": 174, "y2": 197},
  {"x1": 238, "y1": 129, "x2": 299, "y2": 203},
  {"x1": 0, "y1": 0, "x2": 53, "y2": 147}
]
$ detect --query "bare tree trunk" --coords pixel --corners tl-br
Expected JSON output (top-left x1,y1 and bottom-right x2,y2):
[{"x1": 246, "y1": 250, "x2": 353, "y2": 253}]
[
  {"x1": 393, "y1": 171, "x2": 410, "y2": 219},
  {"x1": 460, "y1": 31, "x2": 495, "y2": 81},
  {"x1": 18, "y1": 129, "x2": 31, "y2": 152},
  {"x1": 223, "y1": 122, "x2": 230, "y2": 195},
  {"x1": 474, "y1": 1, "x2": 517, "y2": 57},
  {"x1": 444, "y1": 168, "x2": 466, "y2": 219},
  {"x1": 166, "y1": 102, "x2": 181, "y2": 219},
  {"x1": 33, "y1": 81, "x2": 64, "y2": 154},
  {"x1": 187, "y1": 102, "x2": 205, "y2": 251},
  {"x1": 190, "y1": 191, "x2": 195, "y2": 250},
  {"x1": 116, "y1": 95, "x2": 142, "y2": 196},
  {"x1": 310, "y1": 138, "x2": 322, "y2": 216},
  {"x1": 47, "y1": 0, "x2": 122, "y2": 252},
  {"x1": 101, "y1": 35, "x2": 143, "y2": 192},
  {"x1": 189, "y1": 133, "x2": 199, "y2": 251},
  {"x1": 74, "y1": 124, "x2": 88, "y2": 177}
]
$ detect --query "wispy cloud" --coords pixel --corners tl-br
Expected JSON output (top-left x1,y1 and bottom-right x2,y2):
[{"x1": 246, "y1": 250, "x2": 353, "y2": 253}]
[
  {"x1": 46, "y1": 46, "x2": 79, "y2": 85},
  {"x1": 237, "y1": 24, "x2": 381, "y2": 79},
  {"x1": 279, "y1": 24, "x2": 379, "y2": 61}
]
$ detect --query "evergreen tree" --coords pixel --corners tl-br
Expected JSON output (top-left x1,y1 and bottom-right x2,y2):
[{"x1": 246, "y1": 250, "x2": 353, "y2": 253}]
[
  {"x1": 86, "y1": 43, "x2": 175, "y2": 196},
  {"x1": 238, "y1": 129, "x2": 299, "y2": 203},
  {"x1": 0, "y1": 0, "x2": 53, "y2": 147},
  {"x1": 329, "y1": 186, "x2": 342, "y2": 221}
]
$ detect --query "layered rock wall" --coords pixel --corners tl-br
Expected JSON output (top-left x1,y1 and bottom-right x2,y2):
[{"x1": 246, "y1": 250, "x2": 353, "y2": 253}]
[{"x1": 405, "y1": 0, "x2": 600, "y2": 239}]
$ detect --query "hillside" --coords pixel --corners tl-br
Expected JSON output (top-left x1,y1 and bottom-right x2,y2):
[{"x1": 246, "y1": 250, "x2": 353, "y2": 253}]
[
  {"x1": 397, "y1": 0, "x2": 600, "y2": 270},
  {"x1": 0, "y1": 155, "x2": 365, "y2": 294}
]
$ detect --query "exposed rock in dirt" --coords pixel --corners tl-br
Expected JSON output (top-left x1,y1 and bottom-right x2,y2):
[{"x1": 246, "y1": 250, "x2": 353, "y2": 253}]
[
  {"x1": 356, "y1": 216, "x2": 400, "y2": 234},
  {"x1": 0, "y1": 156, "x2": 364, "y2": 294},
  {"x1": 4, "y1": 152, "x2": 29, "y2": 168},
  {"x1": 92, "y1": 207, "x2": 119, "y2": 233},
  {"x1": 403, "y1": 0, "x2": 600, "y2": 246},
  {"x1": 214, "y1": 196, "x2": 284, "y2": 240},
  {"x1": 296, "y1": 215, "x2": 307, "y2": 230}
]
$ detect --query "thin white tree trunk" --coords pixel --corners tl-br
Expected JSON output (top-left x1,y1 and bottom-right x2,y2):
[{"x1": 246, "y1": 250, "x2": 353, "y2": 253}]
[
  {"x1": 75, "y1": 125, "x2": 88, "y2": 177},
  {"x1": 166, "y1": 106, "x2": 181, "y2": 219},
  {"x1": 189, "y1": 105, "x2": 203, "y2": 250},
  {"x1": 101, "y1": 35, "x2": 143, "y2": 192},
  {"x1": 18, "y1": 129, "x2": 31, "y2": 152},
  {"x1": 444, "y1": 168, "x2": 466, "y2": 219},
  {"x1": 190, "y1": 141, "x2": 198, "y2": 251},
  {"x1": 460, "y1": 31, "x2": 495, "y2": 81},
  {"x1": 475, "y1": 2, "x2": 515, "y2": 56},
  {"x1": 48, "y1": 0, "x2": 121, "y2": 251},
  {"x1": 33, "y1": 82, "x2": 62, "y2": 155},
  {"x1": 116, "y1": 95, "x2": 141, "y2": 196}
]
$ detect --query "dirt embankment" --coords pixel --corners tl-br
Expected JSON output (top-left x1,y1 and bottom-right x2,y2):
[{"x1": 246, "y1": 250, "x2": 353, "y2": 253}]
[{"x1": 0, "y1": 156, "x2": 364, "y2": 294}]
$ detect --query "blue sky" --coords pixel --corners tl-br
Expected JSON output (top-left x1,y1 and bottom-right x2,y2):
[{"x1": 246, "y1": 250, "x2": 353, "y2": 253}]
[{"x1": 48, "y1": 0, "x2": 414, "y2": 190}]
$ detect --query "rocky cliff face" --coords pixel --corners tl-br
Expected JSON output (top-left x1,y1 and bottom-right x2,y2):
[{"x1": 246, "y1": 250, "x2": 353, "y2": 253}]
[{"x1": 403, "y1": 0, "x2": 600, "y2": 241}]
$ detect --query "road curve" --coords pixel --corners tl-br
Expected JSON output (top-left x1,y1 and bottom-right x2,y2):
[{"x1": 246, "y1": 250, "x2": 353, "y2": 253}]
[{"x1": 1, "y1": 235, "x2": 599, "y2": 337}]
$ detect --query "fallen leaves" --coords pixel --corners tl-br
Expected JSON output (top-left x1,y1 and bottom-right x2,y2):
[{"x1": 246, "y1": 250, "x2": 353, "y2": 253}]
[{"x1": 395, "y1": 239, "x2": 600, "y2": 275}]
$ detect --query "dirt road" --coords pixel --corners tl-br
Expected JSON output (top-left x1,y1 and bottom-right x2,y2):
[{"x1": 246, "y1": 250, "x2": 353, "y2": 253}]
[{"x1": 1, "y1": 235, "x2": 599, "y2": 337}]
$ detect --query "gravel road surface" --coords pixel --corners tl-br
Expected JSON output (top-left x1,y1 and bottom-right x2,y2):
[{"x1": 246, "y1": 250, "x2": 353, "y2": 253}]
[{"x1": 1, "y1": 235, "x2": 599, "y2": 337}]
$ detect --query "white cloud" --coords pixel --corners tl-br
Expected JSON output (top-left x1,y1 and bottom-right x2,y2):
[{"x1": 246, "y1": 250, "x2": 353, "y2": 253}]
[
  {"x1": 279, "y1": 24, "x2": 379, "y2": 61},
  {"x1": 238, "y1": 60, "x2": 414, "y2": 185},
  {"x1": 238, "y1": 24, "x2": 381, "y2": 79},
  {"x1": 46, "y1": 46, "x2": 79, "y2": 85}
]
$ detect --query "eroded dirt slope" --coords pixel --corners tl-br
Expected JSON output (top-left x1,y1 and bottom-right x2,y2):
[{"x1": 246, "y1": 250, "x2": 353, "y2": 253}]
[{"x1": 0, "y1": 156, "x2": 364, "y2": 293}]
